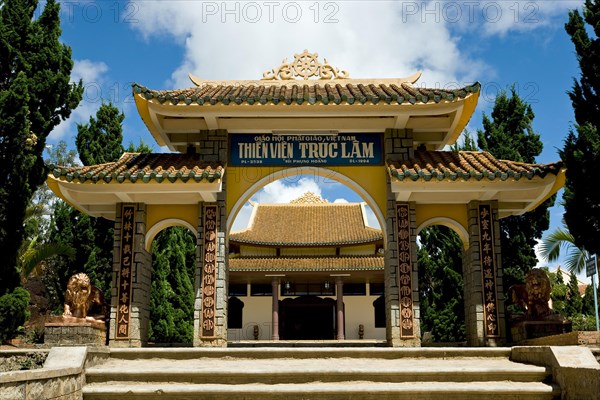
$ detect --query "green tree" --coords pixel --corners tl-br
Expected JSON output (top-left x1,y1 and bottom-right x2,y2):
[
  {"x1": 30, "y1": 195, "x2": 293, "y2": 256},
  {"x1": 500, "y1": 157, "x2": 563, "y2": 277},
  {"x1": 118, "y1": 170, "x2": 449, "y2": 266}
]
[
  {"x1": 76, "y1": 102, "x2": 124, "y2": 165},
  {"x1": 539, "y1": 225, "x2": 588, "y2": 273},
  {"x1": 0, "y1": 287, "x2": 30, "y2": 341},
  {"x1": 547, "y1": 269, "x2": 567, "y2": 316},
  {"x1": 49, "y1": 104, "x2": 127, "y2": 297},
  {"x1": 418, "y1": 225, "x2": 465, "y2": 342},
  {"x1": 18, "y1": 204, "x2": 75, "y2": 283},
  {"x1": 149, "y1": 227, "x2": 196, "y2": 344},
  {"x1": 125, "y1": 139, "x2": 153, "y2": 154},
  {"x1": 477, "y1": 88, "x2": 554, "y2": 290},
  {"x1": 451, "y1": 129, "x2": 478, "y2": 152},
  {"x1": 0, "y1": 0, "x2": 82, "y2": 293},
  {"x1": 565, "y1": 272, "x2": 583, "y2": 317},
  {"x1": 582, "y1": 283, "x2": 599, "y2": 316},
  {"x1": 562, "y1": 0, "x2": 600, "y2": 256}
]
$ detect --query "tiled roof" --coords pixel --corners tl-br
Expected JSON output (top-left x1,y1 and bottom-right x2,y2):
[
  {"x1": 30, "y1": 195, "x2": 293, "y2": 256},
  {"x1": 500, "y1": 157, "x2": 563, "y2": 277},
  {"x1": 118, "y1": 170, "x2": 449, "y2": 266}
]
[
  {"x1": 229, "y1": 256, "x2": 384, "y2": 272},
  {"x1": 388, "y1": 151, "x2": 563, "y2": 182},
  {"x1": 230, "y1": 203, "x2": 382, "y2": 246},
  {"x1": 132, "y1": 82, "x2": 480, "y2": 107},
  {"x1": 49, "y1": 153, "x2": 223, "y2": 184}
]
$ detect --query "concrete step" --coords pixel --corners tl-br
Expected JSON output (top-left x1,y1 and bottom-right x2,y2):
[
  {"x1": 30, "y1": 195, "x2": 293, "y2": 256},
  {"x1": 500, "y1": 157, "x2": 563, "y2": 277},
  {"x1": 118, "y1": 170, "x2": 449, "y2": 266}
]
[
  {"x1": 83, "y1": 381, "x2": 561, "y2": 400},
  {"x1": 82, "y1": 347, "x2": 559, "y2": 400},
  {"x1": 98, "y1": 346, "x2": 512, "y2": 360},
  {"x1": 85, "y1": 357, "x2": 551, "y2": 384}
]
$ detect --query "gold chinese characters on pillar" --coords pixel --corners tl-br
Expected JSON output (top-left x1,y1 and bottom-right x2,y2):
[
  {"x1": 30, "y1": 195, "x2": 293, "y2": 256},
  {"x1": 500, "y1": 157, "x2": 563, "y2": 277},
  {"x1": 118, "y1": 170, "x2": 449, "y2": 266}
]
[
  {"x1": 201, "y1": 205, "x2": 218, "y2": 338},
  {"x1": 478, "y1": 204, "x2": 499, "y2": 337},
  {"x1": 396, "y1": 204, "x2": 414, "y2": 338},
  {"x1": 116, "y1": 204, "x2": 135, "y2": 339}
]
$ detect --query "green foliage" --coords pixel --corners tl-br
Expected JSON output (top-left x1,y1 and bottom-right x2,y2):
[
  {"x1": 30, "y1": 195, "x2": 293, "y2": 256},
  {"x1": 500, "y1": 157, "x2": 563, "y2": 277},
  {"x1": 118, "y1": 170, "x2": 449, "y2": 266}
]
[
  {"x1": 450, "y1": 129, "x2": 478, "y2": 152},
  {"x1": 539, "y1": 226, "x2": 587, "y2": 274},
  {"x1": 149, "y1": 227, "x2": 196, "y2": 344},
  {"x1": 48, "y1": 201, "x2": 113, "y2": 300},
  {"x1": 565, "y1": 272, "x2": 583, "y2": 317},
  {"x1": 0, "y1": 0, "x2": 83, "y2": 293},
  {"x1": 125, "y1": 139, "x2": 153, "y2": 153},
  {"x1": 477, "y1": 87, "x2": 554, "y2": 290},
  {"x1": 418, "y1": 225, "x2": 465, "y2": 342},
  {"x1": 582, "y1": 283, "x2": 599, "y2": 315},
  {"x1": 0, "y1": 287, "x2": 30, "y2": 341},
  {"x1": 547, "y1": 269, "x2": 567, "y2": 316},
  {"x1": 47, "y1": 103, "x2": 126, "y2": 302},
  {"x1": 562, "y1": 0, "x2": 600, "y2": 256},
  {"x1": 76, "y1": 102, "x2": 124, "y2": 165}
]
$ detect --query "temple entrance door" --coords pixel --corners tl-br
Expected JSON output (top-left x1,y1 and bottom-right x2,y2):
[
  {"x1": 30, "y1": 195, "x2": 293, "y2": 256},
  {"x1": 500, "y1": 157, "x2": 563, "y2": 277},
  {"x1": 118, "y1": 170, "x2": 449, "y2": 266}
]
[{"x1": 280, "y1": 297, "x2": 336, "y2": 340}]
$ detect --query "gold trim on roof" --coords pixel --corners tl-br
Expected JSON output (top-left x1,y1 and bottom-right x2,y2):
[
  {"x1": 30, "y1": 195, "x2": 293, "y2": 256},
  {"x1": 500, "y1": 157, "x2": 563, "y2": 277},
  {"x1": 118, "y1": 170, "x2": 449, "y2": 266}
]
[
  {"x1": 289, "y1": 192, "x2": 328, "y2": 204},
  {"x1": 262, "y1": 50, "x2": 349, "y2": 81}
]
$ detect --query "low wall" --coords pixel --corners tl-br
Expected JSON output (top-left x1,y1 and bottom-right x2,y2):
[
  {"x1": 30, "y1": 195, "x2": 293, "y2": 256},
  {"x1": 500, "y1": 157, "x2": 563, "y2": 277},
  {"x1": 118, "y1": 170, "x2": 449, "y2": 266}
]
[
  {"x1": 512, "y1": 346, "x2": 600, "y2": 400},
  {"x1": 518, "y1": 331, "x2": 600, "y2": 347},
  {"x1": 0, "y1": 347, "x2": 87, "y2": 400}
]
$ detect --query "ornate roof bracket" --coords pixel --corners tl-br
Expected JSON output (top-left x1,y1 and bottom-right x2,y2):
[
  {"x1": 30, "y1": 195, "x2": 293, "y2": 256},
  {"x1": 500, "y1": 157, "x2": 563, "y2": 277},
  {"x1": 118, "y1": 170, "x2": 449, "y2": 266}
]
[{"x1": 262, "y1": 50, "x2": 349, "y2": 80}]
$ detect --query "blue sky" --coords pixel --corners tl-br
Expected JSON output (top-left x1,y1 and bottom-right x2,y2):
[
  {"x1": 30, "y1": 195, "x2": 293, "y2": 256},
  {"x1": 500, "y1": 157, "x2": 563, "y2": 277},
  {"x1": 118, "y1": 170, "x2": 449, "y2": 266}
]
[{"x1": 47, "y1": 0, "x2": 587, "y2": 277}]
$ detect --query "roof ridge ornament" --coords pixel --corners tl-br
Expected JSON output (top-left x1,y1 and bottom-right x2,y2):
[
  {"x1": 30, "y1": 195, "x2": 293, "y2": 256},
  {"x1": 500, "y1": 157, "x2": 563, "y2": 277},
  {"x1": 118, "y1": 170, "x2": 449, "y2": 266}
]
[
  {"x1": 289, "y1": 191, "x2": 329, "y2": 204},
  {"x1": 262, "y1": 50, "x2": 349, "y2": 81}
]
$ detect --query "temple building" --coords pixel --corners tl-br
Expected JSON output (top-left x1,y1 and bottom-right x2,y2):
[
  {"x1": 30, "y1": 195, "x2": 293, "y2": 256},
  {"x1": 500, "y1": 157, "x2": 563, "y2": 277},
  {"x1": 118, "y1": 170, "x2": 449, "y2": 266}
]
[
  {"x1": 228, "y1": 192, "x2": 385, "y2": 341},
  {"x1": 47, "y1": 50, "x2": 565, "y2": 347}
]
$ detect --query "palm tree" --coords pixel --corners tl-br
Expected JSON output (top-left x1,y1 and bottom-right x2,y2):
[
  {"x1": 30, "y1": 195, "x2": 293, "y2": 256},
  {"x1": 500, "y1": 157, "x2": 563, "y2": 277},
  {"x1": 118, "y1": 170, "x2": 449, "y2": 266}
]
[
  {"x1": 539, "y1": 226, "x2": 588, "y2": 274},
  {"x1": 18, "y1": 204, "x2": 75, "y2": 283}
]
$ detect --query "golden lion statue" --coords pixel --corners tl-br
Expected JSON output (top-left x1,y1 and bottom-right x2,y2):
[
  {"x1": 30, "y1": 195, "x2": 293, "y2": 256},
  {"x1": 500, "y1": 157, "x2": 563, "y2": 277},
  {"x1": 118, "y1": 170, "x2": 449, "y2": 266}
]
[
  {"x1": 507, "y1": 269, "x2": 552, "y2": 320},
  {"x1": 63, "y1": 273, "x2": 106, "y2": 320}
]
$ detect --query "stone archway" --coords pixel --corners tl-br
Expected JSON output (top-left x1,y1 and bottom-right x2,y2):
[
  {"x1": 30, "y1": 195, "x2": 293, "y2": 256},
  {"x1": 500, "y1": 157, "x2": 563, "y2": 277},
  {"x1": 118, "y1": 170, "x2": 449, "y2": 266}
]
[{"x1": 226, "y1": 166, "x2": 386, "y2": 237}]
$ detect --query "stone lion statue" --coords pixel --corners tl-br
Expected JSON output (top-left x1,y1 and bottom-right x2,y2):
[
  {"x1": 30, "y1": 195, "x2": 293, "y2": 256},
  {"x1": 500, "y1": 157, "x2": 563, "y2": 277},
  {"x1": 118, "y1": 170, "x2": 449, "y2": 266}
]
[
  {"x1": 507, "y1": 269, "x2": 552, "y2": 320},
  {"x1": 63, "y1": 273, "x2": 106, "y2": 320},
  {"x1": 525, "y1": 269, "x2": 552, "y2": 319}
]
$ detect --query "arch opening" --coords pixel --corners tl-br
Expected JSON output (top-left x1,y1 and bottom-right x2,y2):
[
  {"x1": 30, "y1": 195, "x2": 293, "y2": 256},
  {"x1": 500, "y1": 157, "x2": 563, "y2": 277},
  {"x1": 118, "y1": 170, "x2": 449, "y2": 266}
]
[
  {"x1": 147, "y1": 225, "x2": 197, "y2": 346},
  {"x1": 227, "y1": 166, "x2": 385, "y2": 236},
  {"x1": 417, "y1": 223, "x2": 467, "y2": 345},
  {"x1": 226, "y1": 167, "x2": 387, "y2": 342}
]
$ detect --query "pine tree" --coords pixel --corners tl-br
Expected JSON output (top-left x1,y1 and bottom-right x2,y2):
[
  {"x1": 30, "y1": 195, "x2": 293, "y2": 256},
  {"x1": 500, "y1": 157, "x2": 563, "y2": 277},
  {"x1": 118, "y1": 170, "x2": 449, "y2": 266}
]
[
  {"x1": 149, "y1": 227, "x2": 196, "y2": 344},
  {"x1": 0, "y1": 0, "x2": 82, "y2": 293},
  {"x1": 565, "y1": 272, "x2": 583, "y2": 317},
  {"x1": 562, "y1": 0, "x2": 600, "y2": 256},
  {"x1": 76, "y1": 102, "x2": 124, "y2": 165},
  {"x1": 47, "y1": 104, "x2": 125, "y2": 296},
  {"x1": 477, "y1": 88, "x2": 554, "y2": 290},
  {"x1": 548, "y1": 269, "x2": 568, "y2": 316},
  {"x1": 418, "y1": 225, "x2": 465, "y2": 342}
]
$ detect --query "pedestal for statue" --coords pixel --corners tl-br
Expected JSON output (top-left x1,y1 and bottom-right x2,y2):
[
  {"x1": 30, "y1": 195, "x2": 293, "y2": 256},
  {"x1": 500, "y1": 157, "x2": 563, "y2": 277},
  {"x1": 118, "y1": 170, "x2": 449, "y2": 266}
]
[
  {"x1": 45, "y1": 316, "x2": 106, "y2": 346},
  {"x1": 510, "y1": 319, "x2": 572, "y2": 343}
]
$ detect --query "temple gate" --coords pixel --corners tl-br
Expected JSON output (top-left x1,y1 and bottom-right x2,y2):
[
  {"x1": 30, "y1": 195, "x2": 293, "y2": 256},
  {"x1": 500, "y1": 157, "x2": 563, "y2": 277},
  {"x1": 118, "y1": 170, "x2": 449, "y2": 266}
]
[{"x1": 47, "y1": 51, "x2": 564, "y2": 347}]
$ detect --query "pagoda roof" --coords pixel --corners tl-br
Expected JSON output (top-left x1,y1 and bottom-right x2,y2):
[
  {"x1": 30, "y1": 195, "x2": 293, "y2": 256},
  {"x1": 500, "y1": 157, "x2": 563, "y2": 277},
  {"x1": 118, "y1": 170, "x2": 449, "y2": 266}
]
[
  {"x1": 133, "y1": 50, "x2": 480, "y2": 153},
  {"x1": 229, "y1": 256, "x2": 384, "y2": 272},
  {"x1": 388, "y1": 151, "x2": 563, "y2": 182},
  {"x1": 388, "y1": 150, "x2": 565, "y2": 218},
  {"x1": 46, "y1": 153, "x2": 223, "y2": 219},
  {"x1": 230, "y1": 195, "x2": 382, "y2": 247},
  {"x1": 49, "y1": 152, "x2": 223, "y2": 184},
  {"x1": 132, "y1": 81, "x2": 480, "y2": 108}
]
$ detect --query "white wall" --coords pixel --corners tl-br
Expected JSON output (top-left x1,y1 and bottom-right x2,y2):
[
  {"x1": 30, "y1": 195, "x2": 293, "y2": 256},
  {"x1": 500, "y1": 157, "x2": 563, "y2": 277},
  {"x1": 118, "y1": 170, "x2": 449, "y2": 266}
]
[{"x1": 227, "y1": 292, "x2": 385, "y2": 341}]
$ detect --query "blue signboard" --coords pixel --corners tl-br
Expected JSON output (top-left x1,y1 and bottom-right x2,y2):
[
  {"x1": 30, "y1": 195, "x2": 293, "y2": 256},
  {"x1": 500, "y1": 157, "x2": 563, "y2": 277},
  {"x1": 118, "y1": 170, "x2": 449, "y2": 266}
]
[{"x1": 229, "y1": 133, "x2": 383, "y2": 166}]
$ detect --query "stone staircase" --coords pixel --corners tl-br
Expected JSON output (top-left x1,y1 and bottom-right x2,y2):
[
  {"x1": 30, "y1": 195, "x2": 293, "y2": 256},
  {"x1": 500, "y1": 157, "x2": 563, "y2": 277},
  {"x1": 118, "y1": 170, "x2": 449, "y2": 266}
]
[{"x1": 82, "y1": 347, "x2": 560, "y2": 400}]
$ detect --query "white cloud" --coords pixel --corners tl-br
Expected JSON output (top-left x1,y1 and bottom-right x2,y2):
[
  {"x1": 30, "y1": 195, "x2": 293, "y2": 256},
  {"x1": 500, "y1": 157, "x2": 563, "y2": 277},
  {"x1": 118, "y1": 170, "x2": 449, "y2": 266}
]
[
  {"x1": 49, "y1": 59, "x2": 109, "y2": 140},
  {"x1": 333, "y1": 198, "x2": 349, "y2": 203},
  {"x1": 472, "y1": 0, "x2": 579, "y2": 37},
  {"x1": 71, "y1": 59, "x2": 108, "y2": 84},
  {"x1": 129, "y1": 0, "x2": 487, "y2": 88},
  {"x1": 255, "y1": 177, "x2": 322, "y2": 203}
]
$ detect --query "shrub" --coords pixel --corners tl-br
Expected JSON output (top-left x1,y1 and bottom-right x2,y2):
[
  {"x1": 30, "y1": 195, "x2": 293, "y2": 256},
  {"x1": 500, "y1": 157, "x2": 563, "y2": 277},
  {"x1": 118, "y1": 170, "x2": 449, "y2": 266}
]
[{"x1": 0, "y1": 287, "x2": 31, "y2": 342}]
